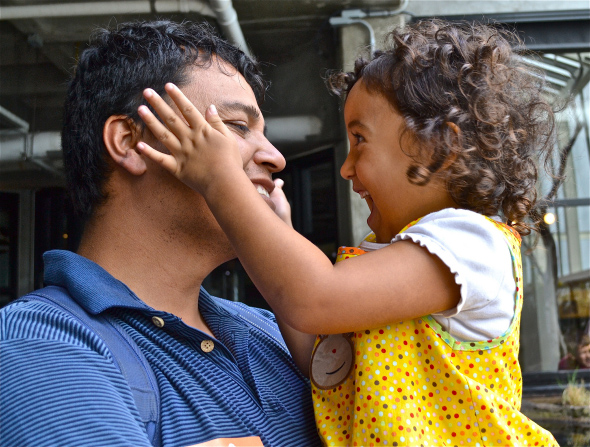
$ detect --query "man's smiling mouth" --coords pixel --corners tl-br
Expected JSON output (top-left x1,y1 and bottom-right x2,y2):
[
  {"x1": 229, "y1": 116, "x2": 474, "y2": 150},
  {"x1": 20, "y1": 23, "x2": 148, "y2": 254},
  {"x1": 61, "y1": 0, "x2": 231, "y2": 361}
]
[{"x1": 255, "y1": 184, "x2": 270, "y2": 198}]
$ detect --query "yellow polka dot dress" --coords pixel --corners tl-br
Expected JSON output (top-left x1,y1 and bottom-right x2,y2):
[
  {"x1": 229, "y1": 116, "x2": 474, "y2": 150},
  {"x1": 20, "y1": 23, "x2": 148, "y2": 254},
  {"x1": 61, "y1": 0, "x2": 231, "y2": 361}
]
[{"x1": 311, "y1": 217, "x2": 558, "y2": 446}]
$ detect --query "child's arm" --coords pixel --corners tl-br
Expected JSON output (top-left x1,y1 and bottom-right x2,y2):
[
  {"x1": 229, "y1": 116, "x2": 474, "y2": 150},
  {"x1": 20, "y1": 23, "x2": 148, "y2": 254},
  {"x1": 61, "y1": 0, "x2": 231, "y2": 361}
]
[
  {"x1": 268, "y1": 178, "x2": 317, "y2": 375},
  {"x1": 136, "y1": 84, "x2": 460, "y2": 335}
]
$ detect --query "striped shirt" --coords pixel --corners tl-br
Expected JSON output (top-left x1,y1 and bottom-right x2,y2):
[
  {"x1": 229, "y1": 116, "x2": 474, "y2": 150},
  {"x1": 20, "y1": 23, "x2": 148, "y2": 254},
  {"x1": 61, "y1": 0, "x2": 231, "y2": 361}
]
[{"x1": 0, "y1": 250, "x2": 320, "y2": 447}]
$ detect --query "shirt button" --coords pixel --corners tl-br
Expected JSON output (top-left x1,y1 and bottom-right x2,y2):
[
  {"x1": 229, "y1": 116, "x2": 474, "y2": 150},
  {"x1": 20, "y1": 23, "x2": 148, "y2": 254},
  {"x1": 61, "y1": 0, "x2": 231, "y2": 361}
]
[
  {"x1": 201, "y1": 340, "x2": 214, "y2": 352},
  {"x1": 152, "y1": 316, "x2": 165, "y2": 328}
]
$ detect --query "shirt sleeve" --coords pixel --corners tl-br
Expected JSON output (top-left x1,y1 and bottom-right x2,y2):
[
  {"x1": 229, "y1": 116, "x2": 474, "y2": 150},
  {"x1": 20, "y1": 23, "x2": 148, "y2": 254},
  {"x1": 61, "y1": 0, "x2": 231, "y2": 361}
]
[
  {"x1": 0, "y1": 301, "x2": 152, "y2": 447},
  {"x1": 391, "y1": 208, "x2": 516, "y2": 341}
]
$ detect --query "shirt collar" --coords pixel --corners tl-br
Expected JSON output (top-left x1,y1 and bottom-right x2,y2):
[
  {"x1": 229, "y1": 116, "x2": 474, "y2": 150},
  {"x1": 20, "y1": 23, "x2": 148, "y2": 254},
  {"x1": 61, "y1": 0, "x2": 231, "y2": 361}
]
[
  {"x1": 43, "y1": 250, "x2": 220, "y2": 319},
  {"x1": 43, "y1": 250, "x2": 152, "y2": 314}
]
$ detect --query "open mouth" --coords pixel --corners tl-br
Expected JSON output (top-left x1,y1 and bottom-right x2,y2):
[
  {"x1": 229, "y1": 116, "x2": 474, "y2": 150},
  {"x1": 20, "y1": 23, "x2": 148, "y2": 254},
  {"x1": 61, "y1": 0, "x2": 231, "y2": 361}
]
[
  {"x1": 326, "y1": 361, "x2": 346, "y2": 375},
  {"x1": 255, "y1": 184, "x2": 270, "y2": 198}
]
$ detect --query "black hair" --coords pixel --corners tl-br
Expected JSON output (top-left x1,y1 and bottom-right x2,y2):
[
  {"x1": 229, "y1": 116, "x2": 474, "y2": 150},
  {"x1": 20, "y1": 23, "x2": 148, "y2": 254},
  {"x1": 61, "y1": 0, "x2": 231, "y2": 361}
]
[{"x1": 62, "y1": 20, "x2": 266, "y2": 219}]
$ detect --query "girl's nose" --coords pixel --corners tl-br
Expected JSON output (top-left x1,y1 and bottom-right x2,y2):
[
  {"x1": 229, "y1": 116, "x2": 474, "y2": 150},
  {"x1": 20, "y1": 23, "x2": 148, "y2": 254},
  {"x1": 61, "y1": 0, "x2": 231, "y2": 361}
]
[{"x1": 340, "y1": 149, "x2": 356, "y2": 180}]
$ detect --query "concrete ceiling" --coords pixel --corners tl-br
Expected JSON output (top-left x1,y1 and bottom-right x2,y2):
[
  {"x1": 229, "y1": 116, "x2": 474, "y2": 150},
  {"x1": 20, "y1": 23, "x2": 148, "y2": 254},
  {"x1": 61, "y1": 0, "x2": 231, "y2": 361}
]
[
  {"x1": 0, "y1": 0, "x2": 402, "y2": 134},
  {"x1": 0, "y1": 0, "x2": 404, "y2": 189}
]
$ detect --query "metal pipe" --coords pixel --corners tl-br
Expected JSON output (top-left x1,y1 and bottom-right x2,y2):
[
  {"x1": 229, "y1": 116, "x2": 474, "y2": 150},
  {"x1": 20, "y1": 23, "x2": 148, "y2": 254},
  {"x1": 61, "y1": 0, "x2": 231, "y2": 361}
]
[
  {"x1": 355, "y1": 19, "x2": 375, "y2": 55},
  {"x1": 0, "y1": 1, "x2": 250, "y2": 57},
  {"x1": 0, "y1": 1, "x2": 214, "y2": 20},
  {"x1": 0, "y1": 105, "x2": 29, "y2": 134},
  {"x1": 329, "y1": 0, "x2": 410, "y2": 55},
  {"x1": 362, "y1": 0, "x2": 410, "y2": 18},
  {"x1": 208, "y1": 0, "x2": 250, "y2": 57},
  {"x1": 0, "y1": 132, "x2": 61, "y2": 163}
]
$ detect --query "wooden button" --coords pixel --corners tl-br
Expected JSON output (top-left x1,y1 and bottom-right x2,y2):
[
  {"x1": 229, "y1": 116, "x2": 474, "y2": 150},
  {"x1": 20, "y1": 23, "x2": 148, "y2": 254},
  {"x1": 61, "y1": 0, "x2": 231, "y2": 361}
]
[
  {"x1": 201, "y1": 340, "x2": 214, "y2": 352},
  {"x1": 152, "y1": 316, "x2": 165, "y2": 328}
]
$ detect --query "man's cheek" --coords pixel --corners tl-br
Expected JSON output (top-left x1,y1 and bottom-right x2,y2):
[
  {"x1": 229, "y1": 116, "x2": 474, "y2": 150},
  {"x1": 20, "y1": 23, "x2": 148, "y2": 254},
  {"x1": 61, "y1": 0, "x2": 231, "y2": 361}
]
[{"x1": 232, "y1": 134, "x2": 248, "y2": 167}]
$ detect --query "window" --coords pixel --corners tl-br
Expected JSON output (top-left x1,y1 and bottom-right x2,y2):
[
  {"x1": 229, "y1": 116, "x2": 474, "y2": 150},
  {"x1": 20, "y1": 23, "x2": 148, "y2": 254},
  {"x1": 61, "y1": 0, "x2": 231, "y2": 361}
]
[{"x1": 519, "y1": 51, "x2": 590, "y2": 372}]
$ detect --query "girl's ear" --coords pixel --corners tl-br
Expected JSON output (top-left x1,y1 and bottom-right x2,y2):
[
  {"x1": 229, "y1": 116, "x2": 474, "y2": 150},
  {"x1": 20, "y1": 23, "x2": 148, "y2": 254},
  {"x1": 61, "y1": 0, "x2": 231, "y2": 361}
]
[
  {"x1": 441, "y1": 121, "x2": 461, "y2": 170},
  {"x1": 103, "y1": 115, "x2": 147, "y2": 176},
  {"x1": 446, "y1": 122, "x2": 461, "y2": 135}
]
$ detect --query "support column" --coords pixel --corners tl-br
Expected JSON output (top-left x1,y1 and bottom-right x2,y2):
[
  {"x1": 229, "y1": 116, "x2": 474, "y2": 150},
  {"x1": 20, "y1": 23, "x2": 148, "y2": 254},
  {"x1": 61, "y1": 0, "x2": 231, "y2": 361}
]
[
  {"x1": 17, "y1": 190, "x2": 35, "y2": 297},
  {"x1": 521, "y1": 237, "x2": 561, "y2": 371}
]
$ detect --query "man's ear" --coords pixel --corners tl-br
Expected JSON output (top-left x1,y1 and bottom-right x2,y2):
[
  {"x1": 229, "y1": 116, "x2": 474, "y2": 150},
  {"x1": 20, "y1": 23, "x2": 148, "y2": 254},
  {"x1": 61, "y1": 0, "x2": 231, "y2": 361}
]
[{"x1": 103, "y1": 115, "x2": 147, "y2": 176}]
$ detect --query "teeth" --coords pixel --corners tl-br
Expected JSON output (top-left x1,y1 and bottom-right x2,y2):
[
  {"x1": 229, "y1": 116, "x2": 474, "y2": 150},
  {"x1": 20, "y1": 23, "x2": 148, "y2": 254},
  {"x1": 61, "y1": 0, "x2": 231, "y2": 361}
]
[
  {"x1": 359, "y1": 191, "x2": 370, "y2": 199},
  {"x1": 256, "y1": 185, "x2": 270, "y2": 198}
]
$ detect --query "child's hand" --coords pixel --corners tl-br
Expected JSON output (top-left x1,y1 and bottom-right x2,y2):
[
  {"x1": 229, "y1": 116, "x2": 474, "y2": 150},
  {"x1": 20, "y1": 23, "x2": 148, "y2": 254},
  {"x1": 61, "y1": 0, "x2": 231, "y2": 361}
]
[
  {"x1": 136, "y1": 83, "x2": 242, "y2": 195},
  {"x1": 271, "y1": 178, "x2": 293, "y2": 228}
]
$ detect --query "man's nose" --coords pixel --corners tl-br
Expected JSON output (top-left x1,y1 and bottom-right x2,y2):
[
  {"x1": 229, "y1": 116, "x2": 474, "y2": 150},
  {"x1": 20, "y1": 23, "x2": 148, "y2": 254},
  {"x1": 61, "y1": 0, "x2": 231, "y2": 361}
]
[
  {"x1": 253, "y1": 135, "x2": 286, "y2": 173},
  {"x1": 340, "y1": 148, "x2": 356, "y2": 180}
]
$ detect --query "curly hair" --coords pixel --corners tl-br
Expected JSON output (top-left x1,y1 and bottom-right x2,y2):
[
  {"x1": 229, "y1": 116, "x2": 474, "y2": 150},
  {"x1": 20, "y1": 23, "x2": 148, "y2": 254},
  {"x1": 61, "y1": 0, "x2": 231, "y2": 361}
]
[
  {"x1": 328, "y1": 19, "x2": 556, "y2": 235},
  {"x1": 62, "y1": 20, "x2": 267, "y2": 220}
]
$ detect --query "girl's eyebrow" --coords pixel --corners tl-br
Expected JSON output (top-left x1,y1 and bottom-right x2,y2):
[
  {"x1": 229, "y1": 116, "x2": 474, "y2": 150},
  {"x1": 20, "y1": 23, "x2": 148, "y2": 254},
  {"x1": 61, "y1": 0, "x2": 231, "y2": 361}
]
[{"x1": 347, "y1": 119, "x2": 369, "y2": 131}]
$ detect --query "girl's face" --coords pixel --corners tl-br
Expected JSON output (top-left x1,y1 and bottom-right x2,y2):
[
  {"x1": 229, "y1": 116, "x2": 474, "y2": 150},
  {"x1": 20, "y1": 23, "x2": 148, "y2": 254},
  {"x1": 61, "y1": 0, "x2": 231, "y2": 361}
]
[
  {"x1": 578, "y1": 343, "x2": 590, "y2": 369},
  {"x1": 341, "y1": 81, "x2": 456, "y2": 242}
]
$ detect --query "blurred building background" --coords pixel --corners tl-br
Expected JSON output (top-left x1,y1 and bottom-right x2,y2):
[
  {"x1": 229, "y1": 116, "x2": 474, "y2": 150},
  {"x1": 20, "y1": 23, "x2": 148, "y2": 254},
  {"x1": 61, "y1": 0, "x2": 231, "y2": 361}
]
[{"x1": 1, "y1": 1, "x2": 589, "y2": 438}]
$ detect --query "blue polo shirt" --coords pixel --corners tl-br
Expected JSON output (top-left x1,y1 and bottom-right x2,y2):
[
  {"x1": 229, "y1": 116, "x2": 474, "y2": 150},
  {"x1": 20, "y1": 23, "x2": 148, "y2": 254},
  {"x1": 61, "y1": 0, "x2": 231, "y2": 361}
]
[{"x1": 0, "y1": 250, "x2": 320, "y2": 447}]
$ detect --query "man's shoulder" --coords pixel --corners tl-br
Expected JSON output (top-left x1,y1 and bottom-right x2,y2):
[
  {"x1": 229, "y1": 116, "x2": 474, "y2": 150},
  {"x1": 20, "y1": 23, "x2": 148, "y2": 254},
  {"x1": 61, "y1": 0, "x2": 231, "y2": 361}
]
[
  {"x1": 1, "y1": 292, "x2": 68, "y2": 337},
  {"x1": 1, "y1": 288, "x2": 106, "y2": 353},
  {"x1": 0, "y1": 291, "x2": 151, "y2": 447}
]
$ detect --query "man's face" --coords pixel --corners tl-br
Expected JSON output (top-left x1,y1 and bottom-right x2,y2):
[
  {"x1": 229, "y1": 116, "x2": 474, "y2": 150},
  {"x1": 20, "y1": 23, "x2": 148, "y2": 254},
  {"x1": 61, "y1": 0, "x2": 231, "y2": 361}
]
[
  {"x1": 182, "y1": 60, "x2": 286, "y2": 209},
  {"x1": 142, "y1": 59, "x2": 285, "y2": 250}
]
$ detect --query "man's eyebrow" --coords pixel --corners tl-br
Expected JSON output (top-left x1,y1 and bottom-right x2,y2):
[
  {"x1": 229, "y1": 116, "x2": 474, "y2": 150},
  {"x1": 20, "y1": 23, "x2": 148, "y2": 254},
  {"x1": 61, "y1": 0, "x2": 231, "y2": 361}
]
[{"x1": 217, "y1": 102, "x2": 261, "y2": 120}]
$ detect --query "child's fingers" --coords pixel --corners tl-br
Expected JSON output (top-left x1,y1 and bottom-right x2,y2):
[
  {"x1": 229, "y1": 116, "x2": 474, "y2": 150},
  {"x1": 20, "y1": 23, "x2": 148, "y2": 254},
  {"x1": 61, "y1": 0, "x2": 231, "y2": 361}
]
[
  {"x1": 137, "y1": 104, "x2": 182, "y2": 154},
  {"x1": 274, "y1": 178, "x2": 285, "y2": 189},
  {"x1": 204, "y1": 105, "x2": 233, "y2": 139},
  {"x1": 142, "y1": 89, "x2": 185, "y2": 136},
  {"x1": 164, "y1": 83, "x2": 208, "y2": 131},
  {"x1": 270, "y1": 178, "x2": 293, "y2": 227},
  {"x1": 136, "y1": 142, "x2": 179, "y2": 174}
]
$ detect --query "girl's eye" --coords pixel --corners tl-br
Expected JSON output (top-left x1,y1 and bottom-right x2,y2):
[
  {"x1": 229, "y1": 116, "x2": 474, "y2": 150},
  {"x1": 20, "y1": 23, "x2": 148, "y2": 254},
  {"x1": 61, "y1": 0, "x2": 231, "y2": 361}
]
[
  {"x1": 226, "y1": 122, "x2": 250, "y2": 134},
  {"x1": 352, "y1": 132, "x2": 365, "y2": 145}
]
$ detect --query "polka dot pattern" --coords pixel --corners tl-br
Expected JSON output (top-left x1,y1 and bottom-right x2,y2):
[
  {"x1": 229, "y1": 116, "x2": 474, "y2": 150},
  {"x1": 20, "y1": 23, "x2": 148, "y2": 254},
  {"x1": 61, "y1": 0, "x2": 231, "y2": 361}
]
[
  {"x1": 336, "y1": 247, "x2": 368, "y2": 263},
  {"x1": 312, "y1": 218, "x2": 558, "y2": 446}
]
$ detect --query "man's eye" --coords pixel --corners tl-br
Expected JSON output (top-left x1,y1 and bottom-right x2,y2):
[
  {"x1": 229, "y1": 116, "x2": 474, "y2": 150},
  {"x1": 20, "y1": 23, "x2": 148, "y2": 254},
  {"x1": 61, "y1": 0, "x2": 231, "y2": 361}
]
[{"x1": 226, "y1": 122, "x2": 250, "y2": 134}]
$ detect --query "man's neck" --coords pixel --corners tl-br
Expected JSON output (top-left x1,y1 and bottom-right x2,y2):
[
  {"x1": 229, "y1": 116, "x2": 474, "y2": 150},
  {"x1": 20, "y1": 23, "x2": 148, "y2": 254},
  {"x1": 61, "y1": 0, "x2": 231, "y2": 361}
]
[{"x1": 77, "y1": 212, "x2": 229, "y2": 334}]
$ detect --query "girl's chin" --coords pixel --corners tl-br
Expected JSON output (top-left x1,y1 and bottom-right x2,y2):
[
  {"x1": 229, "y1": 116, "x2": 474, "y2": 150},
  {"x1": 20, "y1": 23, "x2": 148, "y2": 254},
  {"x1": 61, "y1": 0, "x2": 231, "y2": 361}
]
[{"x1": 367, "y1": 215, "x2": 390, "y2": 243}]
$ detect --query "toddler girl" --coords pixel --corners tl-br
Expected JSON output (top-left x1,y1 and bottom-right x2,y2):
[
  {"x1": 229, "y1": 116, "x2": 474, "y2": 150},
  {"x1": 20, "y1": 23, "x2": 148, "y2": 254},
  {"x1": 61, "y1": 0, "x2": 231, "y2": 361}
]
[{"x1": 137, "y1": 19, "x2": 558, "y2": 447}]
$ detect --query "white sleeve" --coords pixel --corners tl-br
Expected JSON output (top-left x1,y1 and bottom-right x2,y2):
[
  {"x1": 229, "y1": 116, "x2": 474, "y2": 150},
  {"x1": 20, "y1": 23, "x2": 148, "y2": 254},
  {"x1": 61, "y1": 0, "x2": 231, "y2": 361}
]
[{"x1": 391, "y1": 208, "x2": 516, "y2": 342}]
